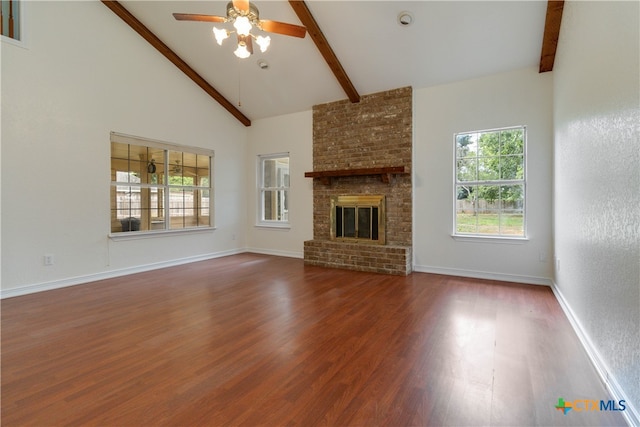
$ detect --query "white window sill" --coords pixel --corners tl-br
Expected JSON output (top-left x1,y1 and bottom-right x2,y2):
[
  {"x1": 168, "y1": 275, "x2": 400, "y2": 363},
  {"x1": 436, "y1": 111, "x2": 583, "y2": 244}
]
[
  {"x1": 451, "y1": 234, "x2": 529, "y2": 244},
  {"x1": 109, "y1": 227, "x2": 216, "y2": 241},
  {"x1": 255, "y1": 222, "x2": 291, "y2": 230},
  {"x1": 1, "y1": 35, "x2": 27, "y2": 49}
]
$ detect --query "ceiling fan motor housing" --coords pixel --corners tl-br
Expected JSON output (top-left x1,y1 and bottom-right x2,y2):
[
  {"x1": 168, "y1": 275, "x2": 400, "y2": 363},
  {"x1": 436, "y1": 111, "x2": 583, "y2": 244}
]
[{"x1": 226, "y1": 1, "x2": 260, "y2": 24}]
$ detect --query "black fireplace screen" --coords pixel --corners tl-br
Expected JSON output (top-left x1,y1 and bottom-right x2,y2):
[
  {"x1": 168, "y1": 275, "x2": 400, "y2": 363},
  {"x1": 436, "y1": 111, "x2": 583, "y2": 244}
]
[
  {"x1": 335, "y1": 206, "x2": 379, "y2": 240},
  {"x1": 331, "y1": 195, "x2": 385, "y2": 244}
]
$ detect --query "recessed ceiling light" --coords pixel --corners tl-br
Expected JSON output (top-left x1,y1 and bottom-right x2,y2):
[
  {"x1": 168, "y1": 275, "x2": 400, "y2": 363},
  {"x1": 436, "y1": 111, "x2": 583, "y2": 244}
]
[{"x1": 398, "y1": 11, "x2": 413, "y2": 26}]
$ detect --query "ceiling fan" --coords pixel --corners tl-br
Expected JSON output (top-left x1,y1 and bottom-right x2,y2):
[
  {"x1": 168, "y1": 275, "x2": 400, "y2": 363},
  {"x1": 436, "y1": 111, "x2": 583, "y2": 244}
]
[{"x1": 173, "y1": 0, "x2": 307, "y2": 59}]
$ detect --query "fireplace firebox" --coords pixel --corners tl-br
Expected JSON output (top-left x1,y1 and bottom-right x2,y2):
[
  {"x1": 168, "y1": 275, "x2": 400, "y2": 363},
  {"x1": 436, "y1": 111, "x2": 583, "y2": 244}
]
[{"x1": 330, "y1": 195, "x2": 385, "y2": 245}]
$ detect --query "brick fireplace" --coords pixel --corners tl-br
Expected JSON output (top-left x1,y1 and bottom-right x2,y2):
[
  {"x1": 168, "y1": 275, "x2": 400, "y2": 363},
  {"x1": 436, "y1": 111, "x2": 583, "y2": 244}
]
[{"x1": 304, "y1": 87, "x2": 412, "y2": 275}]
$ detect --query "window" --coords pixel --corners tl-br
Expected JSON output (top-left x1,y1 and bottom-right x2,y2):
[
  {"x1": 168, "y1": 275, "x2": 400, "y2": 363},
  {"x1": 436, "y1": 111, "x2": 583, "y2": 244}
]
[
  {"x1": 258, "y1": 153, "x2": 289, "y2": 226},
  {"x1": 1, "y1": 0, "x2": 20, "y2": 41},
  {"x1": 110, "y1": 132, "x2": 213, "y2": 234},
  {"x1": 454, "y1": 126, "x2": 526, "y2": 237}
]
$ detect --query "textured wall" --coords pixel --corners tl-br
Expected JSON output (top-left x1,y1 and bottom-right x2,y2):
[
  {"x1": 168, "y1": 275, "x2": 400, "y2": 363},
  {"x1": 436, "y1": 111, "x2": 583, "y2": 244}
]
[{"x1": 553, "y1": 0, "x2": 640, "y2": 416}]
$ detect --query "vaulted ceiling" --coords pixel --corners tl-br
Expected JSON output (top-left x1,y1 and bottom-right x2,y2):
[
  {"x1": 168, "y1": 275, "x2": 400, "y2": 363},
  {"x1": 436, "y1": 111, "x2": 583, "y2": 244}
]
[{"x1": 106, "y1": 1, "x2": 563, "y2": 126}]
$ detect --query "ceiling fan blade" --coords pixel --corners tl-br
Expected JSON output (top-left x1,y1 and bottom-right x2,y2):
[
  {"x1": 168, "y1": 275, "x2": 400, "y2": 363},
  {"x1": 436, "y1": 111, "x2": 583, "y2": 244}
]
[
  {"x1": 259, "y1": 20, "x2": 306, "y2": 38},
  {"x1": 232, "y1": 0, "x2": 250, "y2": 13},
  {"x1": 173, "y1": 13, "x2": 226, "y2": 23}
]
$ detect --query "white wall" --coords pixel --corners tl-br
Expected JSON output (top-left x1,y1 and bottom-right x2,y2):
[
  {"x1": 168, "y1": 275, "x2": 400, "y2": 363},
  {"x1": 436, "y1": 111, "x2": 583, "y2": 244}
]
[
  {"x1": 553, "y1": 0, "x2": 639, "y2": 420},
  {"x1": 1, "y1": 1, "x2": 247, "y2": 294},
  {"x1": 413, "y1": 68, "x2": 554, "y2": 284},
  {"x1": 245, "y1": 111, "x2": 313, "y2": 258}
]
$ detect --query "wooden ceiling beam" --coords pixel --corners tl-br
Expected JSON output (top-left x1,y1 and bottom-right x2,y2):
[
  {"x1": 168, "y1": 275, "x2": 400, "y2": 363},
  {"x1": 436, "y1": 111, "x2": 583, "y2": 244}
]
[
  {"x1": 101, "y1": 1, "x2": 251, "y2": 127},
  {"x1": 539, "y1": 0, "x2": 565, "y2": 73},
  {"x1": 288, "y1": 0, "x2": 360, "y2": 103}
]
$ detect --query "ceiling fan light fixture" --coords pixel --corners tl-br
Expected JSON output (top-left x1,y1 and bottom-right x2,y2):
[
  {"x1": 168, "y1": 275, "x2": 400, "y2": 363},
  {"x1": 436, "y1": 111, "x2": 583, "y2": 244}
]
[
  {"x1": 255, "y1": 35, "x2": 271, "y2": 53},
  {"x1": 173, "y1": 1, "x2": 307, "y2": 59},
  {"x1": 234, "y1": 42, "x2": 251, "y2": 59},
  {"x1": 233, "y1": 15, "x2": 252, "y2": 36},
  {"x1": 213, "y1": 27, "x2": 230, "y2": 45}
]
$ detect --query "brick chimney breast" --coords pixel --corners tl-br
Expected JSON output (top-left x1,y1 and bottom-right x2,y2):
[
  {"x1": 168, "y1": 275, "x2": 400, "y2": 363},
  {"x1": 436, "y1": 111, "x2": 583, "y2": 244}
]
[{"x1": 304, "y1": 87, "x2": 413, "y2": 275}]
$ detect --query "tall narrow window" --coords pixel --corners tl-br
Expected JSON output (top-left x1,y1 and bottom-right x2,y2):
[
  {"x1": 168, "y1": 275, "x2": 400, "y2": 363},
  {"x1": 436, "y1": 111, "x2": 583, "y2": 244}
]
[
  {"x1": 258, "y1": 153, "x2": 289, "y2": 226},
  {"x1": 110, "y1": 133, "x2": 213, "y2": 234},
  {"x1": 454, "y1": 126, "x2": 526, "y2": 237},
  {"x1": 1, "y1": 0, "x2": 20, "y2": 41}
]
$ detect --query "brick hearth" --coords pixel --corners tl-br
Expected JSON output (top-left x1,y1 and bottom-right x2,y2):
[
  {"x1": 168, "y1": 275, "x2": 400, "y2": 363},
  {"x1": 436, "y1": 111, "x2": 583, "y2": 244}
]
[{"x1": 304, "y1": 240, "x2": 412, "y2": 275}]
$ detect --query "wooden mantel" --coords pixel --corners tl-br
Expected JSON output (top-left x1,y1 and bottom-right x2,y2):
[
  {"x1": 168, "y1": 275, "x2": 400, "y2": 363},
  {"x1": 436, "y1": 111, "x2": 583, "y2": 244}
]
[{"x1": 305, "y1": 166, "x2": 406, "y2": 185}]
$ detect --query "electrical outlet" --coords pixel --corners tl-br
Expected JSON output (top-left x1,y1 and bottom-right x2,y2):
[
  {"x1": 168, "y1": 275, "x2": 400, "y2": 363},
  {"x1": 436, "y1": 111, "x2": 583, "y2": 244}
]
[{"x1": 44, "y1": 254, "x2": 54, "y2": 266}]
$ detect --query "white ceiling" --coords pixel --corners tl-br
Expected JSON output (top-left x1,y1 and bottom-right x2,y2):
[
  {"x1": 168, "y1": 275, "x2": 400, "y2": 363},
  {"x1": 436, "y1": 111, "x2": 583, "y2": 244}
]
[{"x1": 119, "y1": 1, "x2": 548, "y2": 122}]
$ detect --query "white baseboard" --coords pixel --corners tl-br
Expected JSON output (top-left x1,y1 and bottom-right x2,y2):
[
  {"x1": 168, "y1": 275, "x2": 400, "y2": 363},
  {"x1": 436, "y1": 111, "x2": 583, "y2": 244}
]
[
  {"x1": 412, "y1": 264, "x2": 552, "y2": 286},
  {"x1": 0, "y1": 248, "x2": 246, "y2": 299},
  {"x1": 551, "y1": 281, "x2": 639, "y2": 427}
]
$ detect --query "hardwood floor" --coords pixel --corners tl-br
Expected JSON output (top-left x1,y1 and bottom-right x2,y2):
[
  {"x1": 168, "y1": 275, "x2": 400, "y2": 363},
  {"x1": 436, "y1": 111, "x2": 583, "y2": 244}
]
[{"x1": 1, "y1": 254, "x2": 627, "y2": 426}]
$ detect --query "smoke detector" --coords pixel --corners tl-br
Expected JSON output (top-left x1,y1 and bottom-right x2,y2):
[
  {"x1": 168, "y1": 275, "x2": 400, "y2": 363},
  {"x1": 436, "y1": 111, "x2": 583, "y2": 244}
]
[{"x1": 398, "y1": 11, "x2": 413, "y2": 26}]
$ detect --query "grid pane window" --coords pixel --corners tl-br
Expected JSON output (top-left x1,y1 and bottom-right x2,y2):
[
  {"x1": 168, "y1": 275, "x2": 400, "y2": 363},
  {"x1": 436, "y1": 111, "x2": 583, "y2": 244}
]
[
  {"x1": 1, "y1": 0, "x2": 21, "y2": 40},
  {"x1": 454, "y1": 126, "x2": 526, "y2": 237},
  {"x1": 258, "y1": 154, "x2": 289, "y2": 224},
  {"x1": 110, "y1": 136, "x2": 213, "y2": 233}
]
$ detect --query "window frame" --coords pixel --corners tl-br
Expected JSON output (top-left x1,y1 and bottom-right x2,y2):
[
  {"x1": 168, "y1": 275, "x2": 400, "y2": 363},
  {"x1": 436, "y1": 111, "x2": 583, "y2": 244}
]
[
  {"x1": 1, "y1": 0, "x2": 26, "y2": 47},
  {"x1": 452, "y1": 125, "x2": 527, "y2": 240},
  {"x1": 256, "y1": 152, "x2": 290, "y2": 229},
  {"x1": 109, "y1": 132, "x2": 215, "y2": 239}
]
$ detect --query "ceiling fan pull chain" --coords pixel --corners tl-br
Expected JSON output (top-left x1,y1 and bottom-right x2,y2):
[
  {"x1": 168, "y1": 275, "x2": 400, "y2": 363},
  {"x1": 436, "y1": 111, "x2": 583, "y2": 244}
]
[{"x1": 237, "y1": 59, "x2": 242, "y2": 107}]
